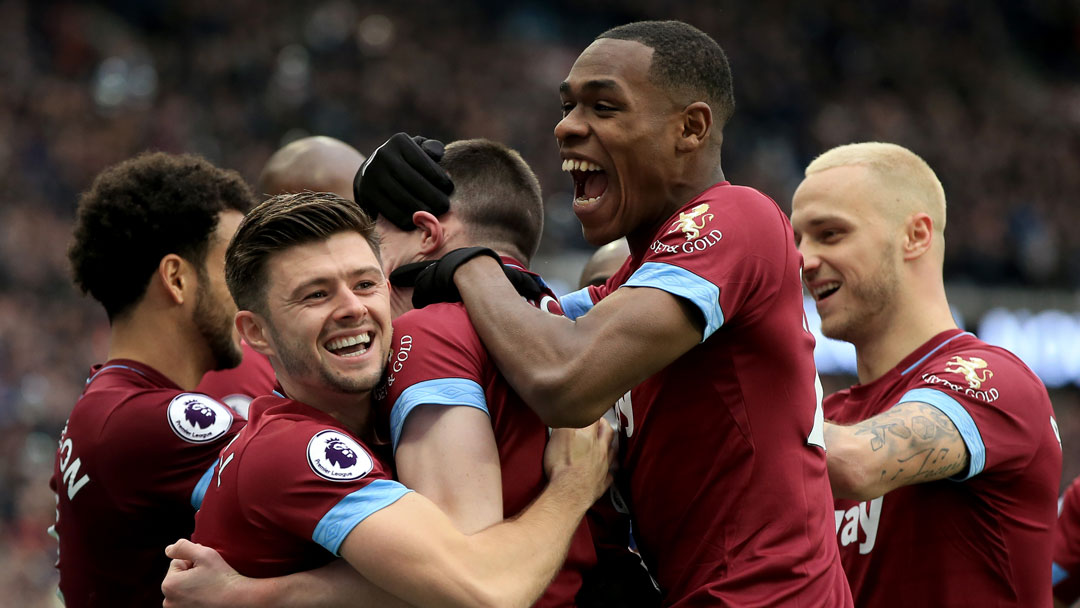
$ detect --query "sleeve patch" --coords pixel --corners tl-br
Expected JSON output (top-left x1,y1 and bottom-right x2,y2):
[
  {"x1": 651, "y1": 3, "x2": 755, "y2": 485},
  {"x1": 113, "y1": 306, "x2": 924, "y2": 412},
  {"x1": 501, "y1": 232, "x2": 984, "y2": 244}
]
[
  {"x1": 390, "y1": 378, "x2": 487, "y2": 450},
  {"x1": 167, "y1": 393, "x2": 235, "y2": 444},
  {"x1": 623, "y1": 262, "x2": 724, "y2": 341},
  {"x1": 898, "y1": 388, "x2": 986, "y2": 480},
  {"x1": 313, "y1": 479, "x2": 412, "y2": 555},
  {"x1": 307, "y1": 430, "x2": 374, "y2": 482},
  {"x1": 560, "y1": 288, "x2": 595, "y2": 321}
]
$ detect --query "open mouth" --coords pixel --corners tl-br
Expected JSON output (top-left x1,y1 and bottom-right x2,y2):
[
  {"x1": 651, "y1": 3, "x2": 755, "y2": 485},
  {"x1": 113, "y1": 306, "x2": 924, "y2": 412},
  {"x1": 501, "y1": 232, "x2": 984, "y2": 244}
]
[
  {"x1": 562, "y1": 158, "x2": 607, "y2": 206},
  {"x1": 324, "y1": 332, "x2": 373, "y2": 358},
  {"x1": 811, "y1": 282, "x2": 841, "y2": 302}
]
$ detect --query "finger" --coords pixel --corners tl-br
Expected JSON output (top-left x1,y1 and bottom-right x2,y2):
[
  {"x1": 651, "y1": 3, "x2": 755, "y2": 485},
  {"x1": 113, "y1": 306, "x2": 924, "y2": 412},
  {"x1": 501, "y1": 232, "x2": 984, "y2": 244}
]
[
  {"x1": 400, "y1": 138, "x2": 454, "y2": 194},
  {"x1": 385, "y1": 159, "x2": 453, "y2": 216},
  {"x1": 165, "y1": 538, "x2": 206, "y2": 561},
  {"x1": 413, "y1": 136, "x2": 446, "y2": 162},
  {"x1": 168, "y1": 558, "x2": 194, "y2": 573}
]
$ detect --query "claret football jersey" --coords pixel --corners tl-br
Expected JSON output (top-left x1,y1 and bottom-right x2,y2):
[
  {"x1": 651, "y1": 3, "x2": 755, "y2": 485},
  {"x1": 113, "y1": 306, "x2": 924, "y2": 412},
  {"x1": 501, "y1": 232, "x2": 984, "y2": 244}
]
[
  {"x1": 560, "y1": 183, "x2": 851, "y2": 607},
  {"x1": 378, "y1": 258, "x2": 596, "y2": 607},
  {"x1": 193, "y1": 392, "x2": 410, "y2": 577},
  {"x1": 50, "y1": 360, "x2": 244, "y2": 607},
  {"x1": 826, "y1": 329, "x2": 1060, "y2": 606}
]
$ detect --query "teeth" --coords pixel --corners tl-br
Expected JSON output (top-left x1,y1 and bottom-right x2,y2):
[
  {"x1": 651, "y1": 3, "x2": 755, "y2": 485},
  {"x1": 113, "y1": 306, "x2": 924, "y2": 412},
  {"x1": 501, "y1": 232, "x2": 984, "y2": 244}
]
[
  {"x1": 812, "y1": 282, "x2": 841, "y2": 300},
  {"x1": 562, "y1": 159, "x2": 603, "y2": 172},
  {"x1": 574, "y1": 196, "x2": 601, "y2": 206},
  {"x1": 326, "y1": 334, "x2": 371, "y2": 351}
]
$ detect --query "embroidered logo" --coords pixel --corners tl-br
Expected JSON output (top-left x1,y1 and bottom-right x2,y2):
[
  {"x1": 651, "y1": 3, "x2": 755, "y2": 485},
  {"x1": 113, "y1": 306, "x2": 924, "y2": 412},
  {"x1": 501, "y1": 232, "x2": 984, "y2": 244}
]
[
  {"x1": 943, "y1": 356, "x2": 994, "y2": 389},
  {"x1": 667, "y1": 203, "x2": 714, "y2": 241},
  {"x1": 307, "y1": 430, "x2": 373, "y2": 482},
  {"x1": 167, "y1": 394, "x2": 234, "y2": 444}
]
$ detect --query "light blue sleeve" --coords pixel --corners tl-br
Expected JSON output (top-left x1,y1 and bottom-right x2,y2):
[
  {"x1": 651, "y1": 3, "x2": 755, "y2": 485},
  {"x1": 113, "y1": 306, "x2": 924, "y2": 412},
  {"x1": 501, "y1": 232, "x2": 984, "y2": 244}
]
[
  {"x1": 560, "y1": 287, "x2": 596, "y2": 321},
  {"x1": 389, "y1": 378, "x2": 488, "y2": 451},
  {"x1": 191, "y1": 460, "x2": 217, "y2": 509},
  {"x1": 623, "y1": 262, "x2": 724, "y2": 341},
  {"x1": 897, "y1": 387, "x2": 986, "y2": 480},
  {"x1": 312, "y1": 479, "x2": 413, "y2": 556}
]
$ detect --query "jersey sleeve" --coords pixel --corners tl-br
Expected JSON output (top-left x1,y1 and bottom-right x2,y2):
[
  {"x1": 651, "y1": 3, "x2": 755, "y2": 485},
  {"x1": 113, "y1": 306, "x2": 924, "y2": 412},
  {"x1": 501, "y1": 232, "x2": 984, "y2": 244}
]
[
  {"x1": 239, "y1": 425, "x2": 411, "y2": 556},
  {"x1": 624, "y1": 189, "x2": 791, "y2": 342},
  {"x1": 383, "y1": 305, "x2": 490, "y2": 450},
  {"x1": 1055, "y1": 478, "x2": 1080, "y2": 603},
  {"x1": 96, "y1": 389, "x2": 245, "y2": 510},
  {"x1": 897, "y1": 345, "x2": 1057, "y2": 480}
]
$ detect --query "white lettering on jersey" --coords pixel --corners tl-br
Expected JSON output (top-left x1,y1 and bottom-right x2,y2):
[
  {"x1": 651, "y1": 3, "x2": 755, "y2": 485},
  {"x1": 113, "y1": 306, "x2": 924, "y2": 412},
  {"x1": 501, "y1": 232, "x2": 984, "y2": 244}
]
[
  {"x1": 834, "y1": 496, "x2": 883, "y2": 554},
  {"x1": 57, "y1": 437, "x2": 91, "y2": 500},
  {"x1": 387, "y1": 334, "x2": 413, "y2": 387}
]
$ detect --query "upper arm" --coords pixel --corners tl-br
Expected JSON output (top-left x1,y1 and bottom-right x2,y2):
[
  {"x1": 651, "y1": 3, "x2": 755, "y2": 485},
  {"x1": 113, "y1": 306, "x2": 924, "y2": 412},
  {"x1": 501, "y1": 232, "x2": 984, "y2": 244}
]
[
  {"x1": 395, "y1": 404, "x2": 503, "y2": 534},
  {"x1": 542, "y1": 284, "x2": 703, "y2": 424},
  {"x1": 825, "y1": 400, "x2": 970, "y2": 501},
  {"x1": 339, "y1": 492, "x2": 487, "y2": 608}
]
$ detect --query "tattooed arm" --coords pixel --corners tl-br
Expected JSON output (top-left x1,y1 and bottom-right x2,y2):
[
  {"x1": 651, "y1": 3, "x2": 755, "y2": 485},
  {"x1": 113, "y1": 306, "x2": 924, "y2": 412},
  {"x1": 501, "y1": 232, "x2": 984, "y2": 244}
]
[{"x1": 824, "y1": 401, "x2": 970, "y2": 501}]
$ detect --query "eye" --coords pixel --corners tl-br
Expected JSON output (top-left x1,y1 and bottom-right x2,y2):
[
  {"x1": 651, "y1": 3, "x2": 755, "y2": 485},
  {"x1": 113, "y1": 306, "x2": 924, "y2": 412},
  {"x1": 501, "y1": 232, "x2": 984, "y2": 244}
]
[
  {"x1": 304, "y1": 290, "x2": 327, "y2": 301},
  {"x1": 594, "y1": 102, "x2": 617, "y2": 112},
  {"x1": 560, "y1": 102, "x2": 575, "y2": 116},
  {"x1": 820, "y1": 229, "x2": 843, "y2": 243},
  {"x1": 355, "y1": 280, "x2": 377, "y2": 291}
]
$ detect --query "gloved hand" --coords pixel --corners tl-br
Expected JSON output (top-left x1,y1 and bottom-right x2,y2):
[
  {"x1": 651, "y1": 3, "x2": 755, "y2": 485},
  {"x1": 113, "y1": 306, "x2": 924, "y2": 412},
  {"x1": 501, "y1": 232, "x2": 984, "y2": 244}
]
[
  {"x1": 389, "y1": 247, "x2": 545, "y2": 309},
  {"x1": 353, "y1": 133, "x2": 453, "y2": 230}
]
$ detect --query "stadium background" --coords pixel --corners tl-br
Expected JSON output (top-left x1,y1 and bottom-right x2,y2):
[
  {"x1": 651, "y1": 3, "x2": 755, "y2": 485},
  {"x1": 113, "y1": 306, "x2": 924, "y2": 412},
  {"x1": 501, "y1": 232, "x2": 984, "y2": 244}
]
[{"x1": 1, "y1": 0, "x2": 1077, "y2": 603}]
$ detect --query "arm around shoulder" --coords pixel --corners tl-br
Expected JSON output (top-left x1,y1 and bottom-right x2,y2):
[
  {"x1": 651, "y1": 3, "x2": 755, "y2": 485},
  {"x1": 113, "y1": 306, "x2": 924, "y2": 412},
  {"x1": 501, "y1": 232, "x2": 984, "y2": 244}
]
[{"x1": 454, "y1": 256, "x2": 702, "y2": 427}]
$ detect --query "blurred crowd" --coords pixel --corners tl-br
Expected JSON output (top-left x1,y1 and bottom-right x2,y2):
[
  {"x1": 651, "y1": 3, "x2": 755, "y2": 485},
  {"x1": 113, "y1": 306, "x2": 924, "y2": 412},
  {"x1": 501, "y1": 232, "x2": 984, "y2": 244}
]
[{"x1": 0, "y1": 0, "x2": 1077, "y2": 603}]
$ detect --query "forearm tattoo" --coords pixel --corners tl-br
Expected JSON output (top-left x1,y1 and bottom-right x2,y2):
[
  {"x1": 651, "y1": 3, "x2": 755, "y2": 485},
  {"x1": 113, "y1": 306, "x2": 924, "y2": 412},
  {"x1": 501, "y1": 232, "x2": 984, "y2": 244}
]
[{"x1": 850, "y1": 402, "x2": 968, "y2": 485}]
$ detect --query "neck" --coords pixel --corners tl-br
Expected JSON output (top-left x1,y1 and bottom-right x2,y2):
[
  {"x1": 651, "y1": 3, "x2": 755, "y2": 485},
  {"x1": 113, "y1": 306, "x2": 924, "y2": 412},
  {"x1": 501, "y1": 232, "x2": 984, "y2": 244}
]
[
  {"x1": 107, "y1": 308, "x2": 211, "y2": 390},
  {"x1": 853, "y1": 280, "x2": 957, "y2": 384},
  {"x1": 278, "y1": 380, "x2": 374, "y2": 439},
  {"x1": 627, "y1": 162, "x2": 727, "y2": 256}
]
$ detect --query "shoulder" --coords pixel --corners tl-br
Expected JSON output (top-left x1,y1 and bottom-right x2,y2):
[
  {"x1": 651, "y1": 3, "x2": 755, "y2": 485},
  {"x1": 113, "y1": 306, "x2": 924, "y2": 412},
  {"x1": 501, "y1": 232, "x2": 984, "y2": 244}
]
[{"x1": 914, "y1": 335, "x2": 1048, "y2": 407}]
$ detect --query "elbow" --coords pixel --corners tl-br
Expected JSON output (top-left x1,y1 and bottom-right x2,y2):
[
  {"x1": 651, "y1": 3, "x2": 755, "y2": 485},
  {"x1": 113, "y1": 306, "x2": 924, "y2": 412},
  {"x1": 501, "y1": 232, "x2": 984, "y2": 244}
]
[
  {"x1": 825, "y1": 438, "x2": 884, "y2": 502},
  {"x1": 525, "y1": 369, "x2": 603, "y2": 429}
]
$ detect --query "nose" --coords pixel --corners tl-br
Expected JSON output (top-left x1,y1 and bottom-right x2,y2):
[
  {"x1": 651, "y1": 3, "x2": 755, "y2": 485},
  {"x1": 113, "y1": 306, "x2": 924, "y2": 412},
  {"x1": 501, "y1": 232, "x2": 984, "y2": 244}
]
[
  {"x1": 555, "y1": 107, "x2": 588, "y2": 143},
  {"x1": 799, "y1": 243, "x2": 821, "y2": 279},
  {"x1": 333, "y1": 288, "x2": 368, "y2": 322}
]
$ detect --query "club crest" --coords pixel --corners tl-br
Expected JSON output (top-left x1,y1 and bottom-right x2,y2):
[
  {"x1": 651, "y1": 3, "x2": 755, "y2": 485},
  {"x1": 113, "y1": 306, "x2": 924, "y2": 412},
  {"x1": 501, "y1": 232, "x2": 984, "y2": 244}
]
[
  {"x1": 167, "y1": 393, "x2": 234, "y2": 444},
  {"x1": 307, "y1": 430, "x2": 372, "y2": 482},
  {"x1": 943, "y1": 356, "x2": 994, "y2": 390},
  {"x1": 667, "y1": 203, "x2": 714, "y2": 241}
]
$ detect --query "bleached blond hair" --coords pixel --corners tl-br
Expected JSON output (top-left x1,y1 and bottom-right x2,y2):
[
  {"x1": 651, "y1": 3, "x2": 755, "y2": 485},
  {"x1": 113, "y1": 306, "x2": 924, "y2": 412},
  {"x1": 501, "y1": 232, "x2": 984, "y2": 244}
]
[{"x1": 806, "y1": 142, "x2": 946, "y2": 237}]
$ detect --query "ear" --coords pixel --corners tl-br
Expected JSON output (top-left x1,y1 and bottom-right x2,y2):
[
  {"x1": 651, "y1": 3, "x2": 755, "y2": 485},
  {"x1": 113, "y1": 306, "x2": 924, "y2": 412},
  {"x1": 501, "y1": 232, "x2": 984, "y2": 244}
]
[
  {"x1": 676, "y1": 101, "x2": 713, "y2": 153},
  {"x1": 411, "y1": 211, "x2": 446, "y2": 256},
  {"x1": 902, "y1": 213, "x2": 934, "y2": 261},
  {"x1": 156, "y1": 254, "x2": 192, "y2": 305},
  {"x1": 236, "y1": 311, "x2": 273, "y2": 357}
]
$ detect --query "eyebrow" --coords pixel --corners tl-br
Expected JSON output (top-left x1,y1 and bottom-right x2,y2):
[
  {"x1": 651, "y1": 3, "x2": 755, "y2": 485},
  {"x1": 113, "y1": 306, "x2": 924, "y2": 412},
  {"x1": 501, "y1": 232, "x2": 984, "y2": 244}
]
[
  {"x1": 286, "y1": 265, "x2": 384, "y2": 300},
  {"x1": 559, "y1": 79, "x2": 621, "y2": 95}
]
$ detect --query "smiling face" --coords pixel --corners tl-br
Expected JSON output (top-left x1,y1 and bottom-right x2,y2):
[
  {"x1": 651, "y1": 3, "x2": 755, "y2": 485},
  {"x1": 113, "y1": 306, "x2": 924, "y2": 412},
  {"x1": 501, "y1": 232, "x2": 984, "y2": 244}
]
[
  {"x1": 258, "y1": 231, "x2": 392, "y2": 400},
  {"x1": 556, "y1": 38, "x2": 685, "y2": 246},
  {"x1": 791, "y1": 165, "x2": 903, "y2": 345}
]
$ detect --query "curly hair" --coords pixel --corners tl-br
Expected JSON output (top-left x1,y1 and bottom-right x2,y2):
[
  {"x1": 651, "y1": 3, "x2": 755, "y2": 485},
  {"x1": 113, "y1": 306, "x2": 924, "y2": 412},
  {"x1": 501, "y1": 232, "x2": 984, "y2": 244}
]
[
  {"x1": 69, "y1": 151, "x2": 256, "y2": 321},
  {"x1": 226, "y1": 191, "x2": 381, "y2": 316},
  {"x1": 598, "y1": 20, "x2": 735, "y2": 127}
]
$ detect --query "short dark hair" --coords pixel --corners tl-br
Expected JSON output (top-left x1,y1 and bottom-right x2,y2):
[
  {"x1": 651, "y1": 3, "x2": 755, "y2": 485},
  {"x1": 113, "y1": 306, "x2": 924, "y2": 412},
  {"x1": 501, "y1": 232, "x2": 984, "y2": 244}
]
[
  {"x1": 598, "y1": 20, "x2": 735, "y2": 126},
  {"x1": 441, "y1": 139, "x2": 544, "y2": 263},
  {"x1": 226, "y1": 191, "x2": 381, "y2": 315},
  {"x1": 69, "y1": 151, "x2": 256, "y2": 321}
]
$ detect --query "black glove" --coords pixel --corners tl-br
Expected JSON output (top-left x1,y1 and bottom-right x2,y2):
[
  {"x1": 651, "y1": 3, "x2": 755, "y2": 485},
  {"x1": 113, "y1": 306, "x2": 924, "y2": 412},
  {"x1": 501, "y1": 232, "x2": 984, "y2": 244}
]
[
  {"x1": 389, "y1": 247, "x2": 545, "y2": 309},
  {"x1": 353, "y1": 133, "x2": 454, "y2": 230}
]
